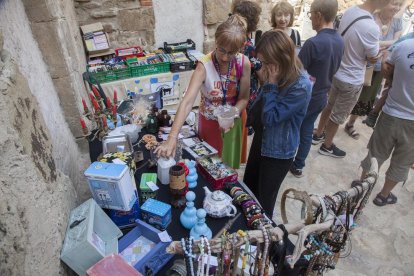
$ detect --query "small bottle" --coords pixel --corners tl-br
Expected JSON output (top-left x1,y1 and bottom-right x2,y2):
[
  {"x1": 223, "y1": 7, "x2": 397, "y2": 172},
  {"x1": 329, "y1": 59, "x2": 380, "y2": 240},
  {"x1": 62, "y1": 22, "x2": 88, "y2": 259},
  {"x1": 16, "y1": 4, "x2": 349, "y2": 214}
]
[{"x1": 157, "y1": 157, "x2": 176, "y2": 185}]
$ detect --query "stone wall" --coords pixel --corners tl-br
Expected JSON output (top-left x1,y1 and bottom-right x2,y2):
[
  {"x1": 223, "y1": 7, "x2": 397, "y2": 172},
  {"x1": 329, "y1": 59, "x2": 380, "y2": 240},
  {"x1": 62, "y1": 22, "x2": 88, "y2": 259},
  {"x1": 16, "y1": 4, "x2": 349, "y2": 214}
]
[
  {"x1": 0, "y1": 0, "x2": 89, "y2": 198},
  {"x1": 74, "y1": 0, "x2": 156, "y2": 51},
  {"x1": 0, "y1": 31, "x2": 78, "y2": 276}
]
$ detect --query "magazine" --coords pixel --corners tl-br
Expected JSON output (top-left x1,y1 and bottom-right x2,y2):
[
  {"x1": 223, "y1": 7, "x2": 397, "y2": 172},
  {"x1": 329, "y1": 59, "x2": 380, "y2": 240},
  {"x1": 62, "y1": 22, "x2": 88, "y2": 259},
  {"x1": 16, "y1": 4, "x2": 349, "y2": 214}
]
[{"x1": 182, "y1": 139, "x2": 218, "y2": 159}]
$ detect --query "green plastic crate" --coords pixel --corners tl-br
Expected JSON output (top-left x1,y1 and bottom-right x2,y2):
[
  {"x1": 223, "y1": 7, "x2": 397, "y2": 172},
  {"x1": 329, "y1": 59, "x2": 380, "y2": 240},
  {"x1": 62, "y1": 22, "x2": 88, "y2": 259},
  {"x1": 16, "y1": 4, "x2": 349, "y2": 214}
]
[
  {"x1": 87, "y1": 64, "x2": 131, "y2": 84},
  {"x1": 127, "y1": 58, "x2": 170, "y2": 77}
]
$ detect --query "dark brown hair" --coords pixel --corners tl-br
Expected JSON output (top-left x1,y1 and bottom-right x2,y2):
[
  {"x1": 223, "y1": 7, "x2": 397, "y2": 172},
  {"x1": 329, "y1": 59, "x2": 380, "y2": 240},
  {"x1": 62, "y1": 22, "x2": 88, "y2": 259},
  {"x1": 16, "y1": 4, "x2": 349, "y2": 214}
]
[
  {"x1": 255, "y1": 30, "x2": 303, "y2": 88},
  {"x1": 271, "y1": 1, "x2": 294, "y2": 28},
  {"x1": 232, "y1": 0, "x2": 262, "y2": 33}
]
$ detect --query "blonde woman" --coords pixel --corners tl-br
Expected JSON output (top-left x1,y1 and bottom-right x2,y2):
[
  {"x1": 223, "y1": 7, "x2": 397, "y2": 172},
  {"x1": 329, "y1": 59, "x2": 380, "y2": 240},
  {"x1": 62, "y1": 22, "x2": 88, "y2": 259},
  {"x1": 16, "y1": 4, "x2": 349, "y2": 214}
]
[
  {"x1": 271, "y1": 1, "x2": 302, "y2": 46},
  {"x1": 244, "y1": 30, "x2": 312, "y2": 218},
  {"x1": 155, "y1": 15, "x2": 251, "y2": 169}
]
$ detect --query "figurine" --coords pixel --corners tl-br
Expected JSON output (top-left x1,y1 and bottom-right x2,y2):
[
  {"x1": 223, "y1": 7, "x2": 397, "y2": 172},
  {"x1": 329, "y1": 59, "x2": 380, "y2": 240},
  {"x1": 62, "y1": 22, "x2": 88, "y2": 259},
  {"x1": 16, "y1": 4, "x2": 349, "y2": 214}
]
[
  {"x1": 180, "y1": 191, "x2": 197, "y2": 229},
  {"x1": 185, "y1": 160, "x2": 198, "y2": 189},
  {"x1": 202, "y1": 187, "x2": 237, "y2": 218},
  {"x1": 190, "y1": 209, "x2": 212, "y2": 240}
]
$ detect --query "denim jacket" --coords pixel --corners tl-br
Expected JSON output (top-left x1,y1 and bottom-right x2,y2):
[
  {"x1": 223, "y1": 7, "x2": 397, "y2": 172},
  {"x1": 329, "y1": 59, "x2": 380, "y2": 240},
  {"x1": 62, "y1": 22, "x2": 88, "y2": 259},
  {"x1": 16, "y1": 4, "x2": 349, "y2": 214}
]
[{"x1": 251, "y1": 72, "x2": 312, "y2": 159}]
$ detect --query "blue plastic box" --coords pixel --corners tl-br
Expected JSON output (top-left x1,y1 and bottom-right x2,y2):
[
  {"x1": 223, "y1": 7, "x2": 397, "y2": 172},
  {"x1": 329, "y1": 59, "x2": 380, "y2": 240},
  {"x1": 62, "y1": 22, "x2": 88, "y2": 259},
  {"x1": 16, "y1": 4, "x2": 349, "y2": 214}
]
[
  {"x1": 60, "y1": 199, "x2": 123, "y2": 276},
  {"x1": 106, "y1": 198, "x2": 140, "y2": 229},
  {"x1": 118, "y1": 220, "x2": 173, "y2": 275},
  {"x1": 140, "y1": 199, "x2": 171, "y2": 230},
  {"x1": 84, "y1": 162, "x2": 137, "y2": 211}
]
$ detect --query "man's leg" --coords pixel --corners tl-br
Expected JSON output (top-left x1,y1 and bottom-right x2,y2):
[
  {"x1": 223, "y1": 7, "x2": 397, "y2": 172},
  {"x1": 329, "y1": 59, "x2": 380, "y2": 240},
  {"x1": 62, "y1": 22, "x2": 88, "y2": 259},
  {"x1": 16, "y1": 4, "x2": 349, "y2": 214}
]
[
  {"x1": 319, "y1": 80, "x2": 363, "y2": 157},
  {"x1": 315, "y1": 106, "x2": 331, "y2": 137},
  {"x1": 293, "y1": 106, "x2": 323, "y2": 175}
]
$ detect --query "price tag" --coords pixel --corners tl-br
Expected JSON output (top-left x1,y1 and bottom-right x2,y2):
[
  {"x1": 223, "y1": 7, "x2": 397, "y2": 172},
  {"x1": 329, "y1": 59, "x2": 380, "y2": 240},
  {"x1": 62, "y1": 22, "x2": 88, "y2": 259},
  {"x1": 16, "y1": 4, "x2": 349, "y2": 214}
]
[
  {"x1": 112, "y1": 158, "x2": 126, "y2": 165},
  {"x1": 146, "y1": 181, "x2": 159, "y2": 191},
  {"x1": 158, "y1": 230, "x2": 172, "y2": 242}
]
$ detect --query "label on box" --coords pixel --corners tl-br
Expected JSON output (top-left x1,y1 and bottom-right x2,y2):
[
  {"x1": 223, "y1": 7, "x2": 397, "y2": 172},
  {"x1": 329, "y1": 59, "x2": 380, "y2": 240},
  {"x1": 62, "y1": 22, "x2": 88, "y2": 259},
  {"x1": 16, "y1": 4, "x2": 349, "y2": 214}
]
[
  {"x1": 91, "y1": 231, "x2": 106, "y2": 256},
  {"x1": 146, "y1": 181, "x2": 159, "y2": 192},
  {"x1": 112, "y1": 158, "x2": 126, "y2": 165},
  {"x1": 158, "y1": 230, "x2": 172, "y2": 242}
]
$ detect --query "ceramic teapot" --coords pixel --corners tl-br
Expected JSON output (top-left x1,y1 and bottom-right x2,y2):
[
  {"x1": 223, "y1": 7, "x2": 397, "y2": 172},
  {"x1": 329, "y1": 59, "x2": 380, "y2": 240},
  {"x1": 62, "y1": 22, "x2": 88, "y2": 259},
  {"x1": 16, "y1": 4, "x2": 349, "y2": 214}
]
[{"x1": 202, "y1": 187, "x2": 237, "y2": 218}]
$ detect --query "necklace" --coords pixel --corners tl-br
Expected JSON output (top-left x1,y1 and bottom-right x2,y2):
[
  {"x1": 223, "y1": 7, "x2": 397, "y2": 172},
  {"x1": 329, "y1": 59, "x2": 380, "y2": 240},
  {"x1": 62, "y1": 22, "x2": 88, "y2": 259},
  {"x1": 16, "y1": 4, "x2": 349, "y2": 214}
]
[
  {"x1": 212, "y1": 52, "x2": 234, "y2": 105},
  {"x1": 377, "y1": 13, "x2": 392, "y2": 36}
]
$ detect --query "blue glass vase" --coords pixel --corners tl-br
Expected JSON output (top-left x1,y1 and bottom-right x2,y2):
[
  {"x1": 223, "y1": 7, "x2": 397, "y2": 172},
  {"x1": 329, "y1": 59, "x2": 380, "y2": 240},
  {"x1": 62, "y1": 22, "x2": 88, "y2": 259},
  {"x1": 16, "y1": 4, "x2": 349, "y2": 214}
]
[
  {"x1": 180, "y1": 191, "x2": 197, "y2": 229},
  {"x1": 185, "y1": 160, "x2": 198, "y2": 189},
  {"x1": 190, "y1": 209, "x2": 212, "y2": 240}
]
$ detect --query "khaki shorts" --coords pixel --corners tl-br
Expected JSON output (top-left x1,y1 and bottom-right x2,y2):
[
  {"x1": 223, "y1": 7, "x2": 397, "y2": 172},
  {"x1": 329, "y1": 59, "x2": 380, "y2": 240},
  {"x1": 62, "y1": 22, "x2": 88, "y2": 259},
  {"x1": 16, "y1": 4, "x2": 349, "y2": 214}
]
[
  {"x1": 361, "y1": 112, "x2": 414, "y2": 183},
  {"x1": 327, "y1": 78, "x2": 363, "y2": 125}
]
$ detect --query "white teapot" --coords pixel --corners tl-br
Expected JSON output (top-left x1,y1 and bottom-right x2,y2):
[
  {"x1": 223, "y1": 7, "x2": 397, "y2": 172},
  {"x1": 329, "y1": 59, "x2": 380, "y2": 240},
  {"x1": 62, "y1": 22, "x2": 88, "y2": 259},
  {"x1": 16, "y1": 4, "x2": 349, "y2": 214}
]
[{"x1": 202, "y1": 187, "x2": 237, "y2": 218}]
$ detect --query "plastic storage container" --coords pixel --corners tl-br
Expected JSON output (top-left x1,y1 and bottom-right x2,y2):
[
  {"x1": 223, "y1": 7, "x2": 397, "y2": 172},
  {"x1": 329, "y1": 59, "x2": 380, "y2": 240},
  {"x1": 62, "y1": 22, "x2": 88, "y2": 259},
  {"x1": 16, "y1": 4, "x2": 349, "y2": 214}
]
[
  {"x1": 84, "y1": 162, "x2": 138, "y2": 211},
  {"x1": 157, "y1": 157, "x2": 176, "y2": 185},
  {"x1": 61, "y1": 199, "x2": 123, "y2": 276}
]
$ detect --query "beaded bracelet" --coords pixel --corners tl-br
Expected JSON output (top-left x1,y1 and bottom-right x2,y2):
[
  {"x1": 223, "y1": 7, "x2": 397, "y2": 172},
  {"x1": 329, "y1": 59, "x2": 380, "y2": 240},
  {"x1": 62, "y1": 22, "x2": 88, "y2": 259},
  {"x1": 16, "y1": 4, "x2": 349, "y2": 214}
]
[{"x1": 181, "y1": 238, "x2": 192, "y2": 275}]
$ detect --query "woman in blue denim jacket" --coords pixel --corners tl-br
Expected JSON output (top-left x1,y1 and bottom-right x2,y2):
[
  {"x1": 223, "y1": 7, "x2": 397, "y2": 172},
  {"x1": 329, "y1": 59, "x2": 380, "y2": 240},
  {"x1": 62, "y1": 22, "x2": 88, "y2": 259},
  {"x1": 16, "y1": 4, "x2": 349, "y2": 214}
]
[{"x1": 244, "y1": 30, "x2": 312, "y2": 218}]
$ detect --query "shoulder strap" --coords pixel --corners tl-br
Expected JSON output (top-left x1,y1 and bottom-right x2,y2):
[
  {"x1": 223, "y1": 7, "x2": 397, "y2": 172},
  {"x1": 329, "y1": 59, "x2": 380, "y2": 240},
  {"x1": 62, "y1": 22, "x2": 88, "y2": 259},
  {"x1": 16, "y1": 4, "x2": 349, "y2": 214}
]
[
  {"x1": 294, "y1": 29, "x2": 299, "y2": 46},
  {"x1": 341, "y1": 15, "x2": 372, "y2": 36}
]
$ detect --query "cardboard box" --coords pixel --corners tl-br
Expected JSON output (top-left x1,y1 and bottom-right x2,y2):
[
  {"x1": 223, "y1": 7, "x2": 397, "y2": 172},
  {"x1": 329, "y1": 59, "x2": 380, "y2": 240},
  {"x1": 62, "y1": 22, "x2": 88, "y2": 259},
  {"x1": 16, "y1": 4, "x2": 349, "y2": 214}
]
[
  {"x1": 106, "y1": 198, "x2": 140, "y2": 229},
  {"x1": 118, "y1": 220, "x2": 173, "y2": 275},
  {"x1": 80, "y1": 23, "x2": 110, "y2": 55},
  {"x1": 196, "y1": 155, "x2": 238, "y2": 190}
]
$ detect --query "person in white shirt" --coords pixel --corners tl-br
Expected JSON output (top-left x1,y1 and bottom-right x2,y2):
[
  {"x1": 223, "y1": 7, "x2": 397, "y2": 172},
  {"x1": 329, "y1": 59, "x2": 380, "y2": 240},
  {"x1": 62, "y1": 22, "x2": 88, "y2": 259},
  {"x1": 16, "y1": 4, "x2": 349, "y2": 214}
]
[
  {"x1": 313, "y1": 0, "x2": 391, "y2": 158},
  {"x1": 356, "y1": 36, "x2": 414, "y2": 206}
]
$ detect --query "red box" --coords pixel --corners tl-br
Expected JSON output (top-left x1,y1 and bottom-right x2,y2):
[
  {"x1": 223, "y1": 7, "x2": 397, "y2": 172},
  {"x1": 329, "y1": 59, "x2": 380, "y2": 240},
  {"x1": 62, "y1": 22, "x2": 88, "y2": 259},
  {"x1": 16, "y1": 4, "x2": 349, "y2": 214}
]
[
  {"x1": 87, "y1": 254, "x2": 142, "y2": 276},
  {"x1": 115, "y1": 46, "x2": 145, "y2": 60},
  {"x1": 196, "y1": 155, "x2": 238, "y2": 190}
]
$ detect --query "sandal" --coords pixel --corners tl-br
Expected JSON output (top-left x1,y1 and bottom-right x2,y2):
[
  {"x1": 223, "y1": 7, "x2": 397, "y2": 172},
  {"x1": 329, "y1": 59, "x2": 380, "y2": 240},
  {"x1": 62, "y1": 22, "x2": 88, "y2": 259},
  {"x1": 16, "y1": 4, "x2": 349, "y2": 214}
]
[
  {"x1": 373, "y1": 192, "x2": 397, "y2": 206},
  {"x1": 345, "y1": 123, "x2": 360, "y2": 140},
  {"x1": 362, "y1": 112, "x2": 379, "y2": 128}
]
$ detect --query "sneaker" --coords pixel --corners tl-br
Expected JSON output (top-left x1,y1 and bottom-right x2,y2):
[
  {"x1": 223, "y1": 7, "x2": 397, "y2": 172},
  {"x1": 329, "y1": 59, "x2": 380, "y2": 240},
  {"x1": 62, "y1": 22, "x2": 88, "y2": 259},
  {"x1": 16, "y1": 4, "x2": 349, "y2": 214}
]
[
  {"x1": 312, "y1": 132, "x2": 326, "y2": 145},
  {"x1": 318, "y1": 143, "x2": 346, "y2": 158},
  {"x1": 290, "y1": 166, "x2": 304, "y2": 178}
]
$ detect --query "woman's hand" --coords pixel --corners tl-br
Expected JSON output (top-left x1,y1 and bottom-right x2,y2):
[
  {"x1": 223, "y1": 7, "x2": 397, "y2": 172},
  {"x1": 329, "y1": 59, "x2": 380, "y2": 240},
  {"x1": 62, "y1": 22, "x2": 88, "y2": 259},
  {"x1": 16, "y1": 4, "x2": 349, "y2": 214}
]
[{"x1": 154, "y1": 136, "x2": 177, "y2": 158}]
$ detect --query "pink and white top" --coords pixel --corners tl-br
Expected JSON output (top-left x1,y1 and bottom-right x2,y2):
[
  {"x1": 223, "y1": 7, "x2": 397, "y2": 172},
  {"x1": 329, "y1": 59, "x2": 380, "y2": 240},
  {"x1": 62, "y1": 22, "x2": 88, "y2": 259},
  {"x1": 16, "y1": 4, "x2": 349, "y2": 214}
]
[{"x1": 199, "y1": 52, "x2": 244, "y2": 120}]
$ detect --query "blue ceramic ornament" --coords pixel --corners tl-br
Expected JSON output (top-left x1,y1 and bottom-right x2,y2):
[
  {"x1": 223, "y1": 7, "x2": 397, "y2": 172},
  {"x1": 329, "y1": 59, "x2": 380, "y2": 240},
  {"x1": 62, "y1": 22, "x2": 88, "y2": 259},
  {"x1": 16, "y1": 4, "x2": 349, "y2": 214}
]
[
  {"x1": 186, "y1": 160, "x2": 198, "y2": 189},
  {"x1": 180, "y1": 191, "x2": 197, "y2": 229},
  {"x1": 190, "y1": 209, "x2": 212, "y2": 240}
]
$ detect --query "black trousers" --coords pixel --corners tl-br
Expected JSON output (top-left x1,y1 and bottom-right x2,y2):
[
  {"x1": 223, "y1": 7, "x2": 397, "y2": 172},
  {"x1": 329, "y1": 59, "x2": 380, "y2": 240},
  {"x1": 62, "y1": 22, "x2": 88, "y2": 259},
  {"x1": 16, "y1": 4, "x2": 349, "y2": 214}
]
[{"x1": 244, "y1": 134, "x2": 293, "y2": 219}]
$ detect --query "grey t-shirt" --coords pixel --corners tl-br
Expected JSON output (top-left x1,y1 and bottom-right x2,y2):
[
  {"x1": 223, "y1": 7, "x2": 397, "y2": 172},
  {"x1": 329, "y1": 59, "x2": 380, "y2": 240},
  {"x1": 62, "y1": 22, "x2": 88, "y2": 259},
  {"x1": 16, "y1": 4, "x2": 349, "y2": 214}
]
[
  {"x1": 374, "y1": 16, "x2": 402, "y2": 71},
  {"x1": 334, "y1": 6, "x2": 380, "y2": 85},
  {"x1": 382, "y1": 38, "x2": 414, "y2": 120}
]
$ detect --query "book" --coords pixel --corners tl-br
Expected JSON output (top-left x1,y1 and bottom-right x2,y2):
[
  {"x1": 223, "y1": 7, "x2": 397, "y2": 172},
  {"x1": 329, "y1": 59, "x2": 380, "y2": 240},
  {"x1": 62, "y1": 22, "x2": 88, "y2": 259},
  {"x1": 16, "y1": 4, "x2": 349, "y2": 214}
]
[{"x1": 182, "y1": 139, "x2": 218, "y2": 159}]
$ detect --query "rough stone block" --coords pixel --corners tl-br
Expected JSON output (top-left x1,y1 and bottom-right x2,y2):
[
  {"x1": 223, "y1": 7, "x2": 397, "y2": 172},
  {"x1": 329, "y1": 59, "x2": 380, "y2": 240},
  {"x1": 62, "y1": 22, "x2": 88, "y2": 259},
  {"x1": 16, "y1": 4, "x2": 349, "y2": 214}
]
[
  {"x1": 118, "y1": 8, "x2": 155, "y2": 31},
  {"x1": 203, "y1": 40, "x2": 215, "y2": 54},
  {"x1": 52, "y1": 75, "x2": 83, "y2": 138},
  {"x1": 80, "y1": 1, "x2": 102, "y2": 9},
  {"x1": 103, "y1": 23, "x2": 115, "y2": 33},
  {"x1": 31, "y1": 22, "x2": 68, "y2": 79},
  {"x1": 22, "y1": 0, "x2": 61, "y2": 23},
  {"x1": 203, "y1": 0, "x2": 230, "y2": 25},
  {"x1": 91, "y1": 10, "x2": 117, "y2": 19}
]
